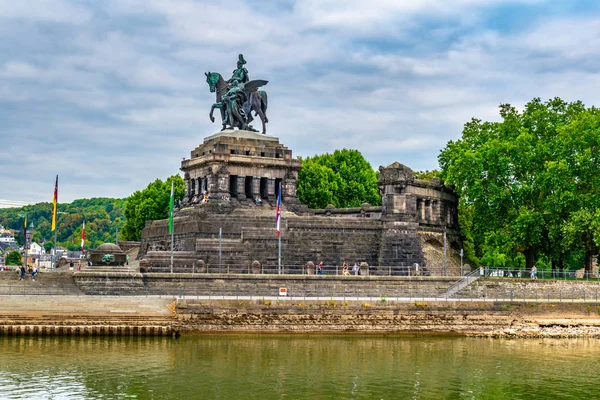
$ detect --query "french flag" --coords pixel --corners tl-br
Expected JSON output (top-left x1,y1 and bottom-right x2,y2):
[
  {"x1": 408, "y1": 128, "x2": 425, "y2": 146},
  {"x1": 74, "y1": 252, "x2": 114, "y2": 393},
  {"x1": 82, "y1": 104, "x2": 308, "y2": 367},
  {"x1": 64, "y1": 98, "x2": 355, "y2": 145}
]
[{"x1": 275, "y1": 187, "x2": 281, "y2": 237}]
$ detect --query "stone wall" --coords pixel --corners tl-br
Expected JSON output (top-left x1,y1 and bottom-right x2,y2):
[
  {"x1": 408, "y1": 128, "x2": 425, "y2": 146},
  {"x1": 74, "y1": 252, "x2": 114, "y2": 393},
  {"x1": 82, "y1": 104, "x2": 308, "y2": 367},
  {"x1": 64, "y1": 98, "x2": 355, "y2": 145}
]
[
  {"x1": 460, "y1": 278, "x2": 600, "y2": 300},
  {"x1": 72, "y1": 271, "x2": 457, "y2": 297},
  {"x1": 175, "y1": 300, "x2": 600, "y2": 337}
]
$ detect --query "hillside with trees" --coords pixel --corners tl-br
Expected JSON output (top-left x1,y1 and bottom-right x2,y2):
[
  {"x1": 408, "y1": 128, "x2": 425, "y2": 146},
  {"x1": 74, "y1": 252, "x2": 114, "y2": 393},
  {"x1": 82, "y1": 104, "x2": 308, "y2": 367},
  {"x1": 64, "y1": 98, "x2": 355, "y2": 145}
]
[
  {"x1": 438, "y1": 97, "x2": 600, "y2": 272},
  {"x1": 0, "y1": 198, "x2": 126, "y2": 251}
]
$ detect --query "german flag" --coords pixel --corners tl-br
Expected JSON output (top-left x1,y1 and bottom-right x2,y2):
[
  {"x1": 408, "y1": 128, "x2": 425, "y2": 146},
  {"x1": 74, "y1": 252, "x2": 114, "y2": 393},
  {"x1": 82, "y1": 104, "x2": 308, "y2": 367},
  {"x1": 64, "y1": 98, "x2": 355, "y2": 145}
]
[{"x1": 51, "y1": 175, "x2": 58, "y2": 231}]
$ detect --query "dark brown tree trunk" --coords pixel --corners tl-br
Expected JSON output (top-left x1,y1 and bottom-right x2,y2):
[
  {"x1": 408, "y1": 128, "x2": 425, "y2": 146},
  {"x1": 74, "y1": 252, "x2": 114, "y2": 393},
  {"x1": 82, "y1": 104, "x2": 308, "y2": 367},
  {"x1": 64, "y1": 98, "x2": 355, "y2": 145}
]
[
  {"x1": 584, "y1": 251, "x2": 594, "y2": 275},
  {"x1": 524, "y1": 248, "x2": 535, "y2": 270}
]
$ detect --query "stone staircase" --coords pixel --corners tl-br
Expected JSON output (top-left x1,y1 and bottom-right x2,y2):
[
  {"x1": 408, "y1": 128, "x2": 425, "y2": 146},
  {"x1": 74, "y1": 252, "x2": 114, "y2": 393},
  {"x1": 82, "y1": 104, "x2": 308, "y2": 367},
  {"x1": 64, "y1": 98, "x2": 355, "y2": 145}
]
[
  {"x1": 442, "y1": 269, "x2": 482, "y2": 298},
  {"x1": 0, "y1": 296, "x2": 176, "y2": 336}
]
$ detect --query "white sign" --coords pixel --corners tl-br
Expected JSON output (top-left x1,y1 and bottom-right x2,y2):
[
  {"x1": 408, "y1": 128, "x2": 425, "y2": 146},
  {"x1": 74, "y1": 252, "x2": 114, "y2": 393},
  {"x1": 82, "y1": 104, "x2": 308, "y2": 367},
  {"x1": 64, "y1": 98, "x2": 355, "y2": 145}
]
[{"x1": 279, "y1": 287, "x2": 287, "y2": 296}]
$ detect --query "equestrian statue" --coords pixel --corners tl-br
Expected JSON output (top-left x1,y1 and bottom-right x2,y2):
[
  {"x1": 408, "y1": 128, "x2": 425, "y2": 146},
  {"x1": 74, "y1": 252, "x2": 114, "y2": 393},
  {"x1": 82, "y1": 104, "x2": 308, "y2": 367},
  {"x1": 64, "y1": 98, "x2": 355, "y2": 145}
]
[{"x1": 205, "y1": 54, "x2": 269, "y2": 134}]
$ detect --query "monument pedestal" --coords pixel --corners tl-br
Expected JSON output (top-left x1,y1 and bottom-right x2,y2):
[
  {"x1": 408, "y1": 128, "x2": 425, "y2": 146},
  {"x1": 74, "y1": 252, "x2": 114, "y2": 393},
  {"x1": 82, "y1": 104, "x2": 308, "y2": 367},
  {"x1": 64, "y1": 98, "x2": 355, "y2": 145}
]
[{"x1": 181, "y1": 130, "x2": 301, "y2": 208}]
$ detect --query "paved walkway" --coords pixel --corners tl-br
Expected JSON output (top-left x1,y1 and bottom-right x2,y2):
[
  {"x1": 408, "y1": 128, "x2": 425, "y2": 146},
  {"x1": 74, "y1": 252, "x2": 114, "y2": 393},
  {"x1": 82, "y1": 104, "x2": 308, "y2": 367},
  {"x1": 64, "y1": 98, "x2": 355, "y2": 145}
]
[{"x1": 0, "y1": 295, "x2": 172, "y2": 316}]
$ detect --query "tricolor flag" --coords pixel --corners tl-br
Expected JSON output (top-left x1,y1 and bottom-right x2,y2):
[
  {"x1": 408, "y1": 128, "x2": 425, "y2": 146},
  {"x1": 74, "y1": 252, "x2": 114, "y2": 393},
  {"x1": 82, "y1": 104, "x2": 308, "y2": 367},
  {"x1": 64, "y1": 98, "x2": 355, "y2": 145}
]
[
  {"x1": 168, "y1": 180, "x2": 174, "y2": 235},
  {"x1": 81, "y1": 220, "x2": 85, "y2": 254},
  {"x1": 51, "y1": 175, "x2": 58, "y2": 231},
  {"x1": 275, "y1": 186, "x2": 281, "y2": 237}
]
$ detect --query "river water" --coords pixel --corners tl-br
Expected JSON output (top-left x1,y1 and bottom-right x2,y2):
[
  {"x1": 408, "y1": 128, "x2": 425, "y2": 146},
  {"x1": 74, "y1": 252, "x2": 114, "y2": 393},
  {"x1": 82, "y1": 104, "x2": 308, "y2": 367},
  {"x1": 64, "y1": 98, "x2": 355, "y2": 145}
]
[{"x1": 0, "y1": 335, "x2": 598, "y2": 399}]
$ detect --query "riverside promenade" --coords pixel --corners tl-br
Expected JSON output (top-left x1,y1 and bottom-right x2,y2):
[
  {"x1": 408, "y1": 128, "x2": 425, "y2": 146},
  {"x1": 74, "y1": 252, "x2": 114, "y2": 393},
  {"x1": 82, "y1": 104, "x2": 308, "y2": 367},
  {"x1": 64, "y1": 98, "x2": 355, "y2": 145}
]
[{"x1": 3, "y1": 270, "x2": 600, "y2": 338}]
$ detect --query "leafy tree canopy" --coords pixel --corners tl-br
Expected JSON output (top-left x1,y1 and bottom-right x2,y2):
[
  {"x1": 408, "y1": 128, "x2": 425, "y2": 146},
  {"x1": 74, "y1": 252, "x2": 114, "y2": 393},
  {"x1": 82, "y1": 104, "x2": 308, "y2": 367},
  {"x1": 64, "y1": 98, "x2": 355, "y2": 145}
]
[
  {"x1": 121, "y1": 175, "x2": 185, "y2": 241},
  {"x1": 439, "y1": 97, "x2": 600, "y2": 271},
  {"x1": 414, "y1": 170, "x2": 440, "y2": 181},
  {"x1": 5, "y1": 250, "x2": 22, "y2": 266},
  {"x1": 297, "y1": 149, "x2": 381, "y2": 209}
]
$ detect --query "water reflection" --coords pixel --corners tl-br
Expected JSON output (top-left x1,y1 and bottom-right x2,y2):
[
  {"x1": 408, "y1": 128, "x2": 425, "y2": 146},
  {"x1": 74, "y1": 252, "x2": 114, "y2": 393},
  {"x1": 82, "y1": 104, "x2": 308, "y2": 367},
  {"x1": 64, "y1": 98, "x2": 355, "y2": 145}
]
[{"x1": 0, "y1": 335, "x2": 599, "y2": 399}]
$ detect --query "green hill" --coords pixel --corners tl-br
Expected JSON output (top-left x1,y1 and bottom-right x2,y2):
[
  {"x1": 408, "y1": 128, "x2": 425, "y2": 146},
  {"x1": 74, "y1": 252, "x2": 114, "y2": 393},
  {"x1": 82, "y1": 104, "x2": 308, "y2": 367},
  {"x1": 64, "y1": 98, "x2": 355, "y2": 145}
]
[{"x1": 0, "y1": 198, "x2": 126, "y2": 251}]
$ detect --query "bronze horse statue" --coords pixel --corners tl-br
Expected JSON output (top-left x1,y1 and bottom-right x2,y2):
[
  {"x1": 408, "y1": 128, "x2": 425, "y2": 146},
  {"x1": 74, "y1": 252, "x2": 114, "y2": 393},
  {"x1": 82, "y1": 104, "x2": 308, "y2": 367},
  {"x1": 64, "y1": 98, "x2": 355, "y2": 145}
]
[{"x1": 205, "y1": 72, "x2": 269, "y2": 134}]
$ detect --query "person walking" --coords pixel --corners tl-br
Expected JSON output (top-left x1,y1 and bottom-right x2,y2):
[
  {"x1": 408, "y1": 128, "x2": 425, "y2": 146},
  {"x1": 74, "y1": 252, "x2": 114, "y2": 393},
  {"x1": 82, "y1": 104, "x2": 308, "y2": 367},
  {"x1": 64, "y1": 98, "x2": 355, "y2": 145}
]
[
  {"x1": 352, "y1": 263, "x2": 359, "y2": 276},
  {"x1": 317, "y1": 261, "x2": 323, "y2": 276},
  {"x1": 31, "y1": 265, "x2": 38, "y2": 281},
  {"x1": 19, "y1": 265, "x2": 25, "y2": 281},
  {"x1": 531, "y1": 265, "x2": 537, "y2": 279},
  {"x1": 77, "y1": 259, "x2": 81, "y2": 272}
]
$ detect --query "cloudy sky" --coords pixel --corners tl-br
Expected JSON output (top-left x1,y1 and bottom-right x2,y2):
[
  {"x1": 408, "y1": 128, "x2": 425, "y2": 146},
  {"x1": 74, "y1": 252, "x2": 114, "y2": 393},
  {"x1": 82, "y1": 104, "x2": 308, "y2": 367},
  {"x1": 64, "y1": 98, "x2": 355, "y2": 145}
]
[{"x1": 1, "y1": 0, "x2": 600, "y2": 204}]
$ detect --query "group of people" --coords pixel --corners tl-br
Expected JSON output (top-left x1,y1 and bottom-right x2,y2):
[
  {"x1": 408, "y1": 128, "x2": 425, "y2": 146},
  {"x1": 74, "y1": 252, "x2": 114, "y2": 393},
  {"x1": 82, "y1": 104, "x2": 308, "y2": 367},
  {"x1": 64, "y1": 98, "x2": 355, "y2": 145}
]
[
  {"x1": 313, "y1": 261, "x2": 362, "y2": 276},
  {"x1": 18, "y1": 265, "x2": 38, "y2": 281},
  {"x1": 190, "y1": 192, "x2": 211, "y2": 205}
]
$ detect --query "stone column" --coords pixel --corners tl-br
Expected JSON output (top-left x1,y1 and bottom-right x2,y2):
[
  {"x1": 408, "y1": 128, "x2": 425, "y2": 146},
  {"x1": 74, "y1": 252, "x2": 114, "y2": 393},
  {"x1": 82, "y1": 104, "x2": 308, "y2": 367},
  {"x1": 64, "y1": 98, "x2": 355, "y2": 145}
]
[
  {"x1": 207, "y1": 175, "x2": 215, "y2": 193},
  {"x1": 425, "y1": 199, "x2": 431, "y2": 221},
  {"x1": 252, "y1": 176, "x2": 261, "y2": 199},
  {"x1": 184, "y1": 177, "x2": 190, "y2": 201},
  {"x1": 237, "y1": 176, "x2": 247, "y2": 199},
  {"x1": 267, "y1": 178, "x2": 275, "y2": 199},
  {"x1": 418, "y1": 199, "x2": 425, "y2": 221}
]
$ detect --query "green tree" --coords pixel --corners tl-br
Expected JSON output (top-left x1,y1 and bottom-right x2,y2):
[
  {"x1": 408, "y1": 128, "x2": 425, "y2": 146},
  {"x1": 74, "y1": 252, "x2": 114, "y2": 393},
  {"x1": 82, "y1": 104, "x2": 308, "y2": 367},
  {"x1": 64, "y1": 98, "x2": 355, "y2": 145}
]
[
  {"x1": 414, "y1": 170, "x2": 440, "y2": 181},
  {"x1": 121, "y1": 175, "x2": 185, "y2": 241},
  {"x1": 43, "y1": 241, "x2": 54, "y2": 253},
  {"x1": 297, "y1": 149, "x2": 381, "y2": 209},
  {"x1": 439, "y1": 97, "x2": 599, "y2": 272},
  {"x1": 5, "y1": 250, "x2": 22, "y2": 266}
]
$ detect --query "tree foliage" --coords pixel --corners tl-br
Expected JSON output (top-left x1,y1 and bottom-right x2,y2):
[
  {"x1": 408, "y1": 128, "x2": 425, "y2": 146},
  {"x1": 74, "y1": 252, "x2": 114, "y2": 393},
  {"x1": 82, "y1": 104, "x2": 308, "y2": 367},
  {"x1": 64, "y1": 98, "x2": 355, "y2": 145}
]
[
  {"x1": 121, "y1": 175, "x2": 185, "y2": 241},
  {"x1": 0, "y1": 198, "x2": 126, "y2": 251},
  {"x1": 439, "y1": 97, "x2": 600, "y2": 271},
  {"x1": 297, "y1": 149, "x2": 381, "y2": 209},
  {"x1": 5, "y1": 250, "x2": 22, "y2": 266},
  {"x1": 414, "y1": 170, "x2": 440, "y2": 181}
]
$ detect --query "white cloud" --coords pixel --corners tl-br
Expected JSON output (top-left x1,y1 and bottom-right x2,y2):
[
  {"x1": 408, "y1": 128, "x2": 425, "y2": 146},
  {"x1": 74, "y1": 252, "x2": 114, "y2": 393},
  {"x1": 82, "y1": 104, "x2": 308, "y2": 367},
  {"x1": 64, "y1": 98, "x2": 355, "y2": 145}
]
[
  {"x1": 0, "y1": 0, "x2": 91, "y2": 23},
  {"x1": 0, "y1": 0, "x2": 599, "y2": 204}
]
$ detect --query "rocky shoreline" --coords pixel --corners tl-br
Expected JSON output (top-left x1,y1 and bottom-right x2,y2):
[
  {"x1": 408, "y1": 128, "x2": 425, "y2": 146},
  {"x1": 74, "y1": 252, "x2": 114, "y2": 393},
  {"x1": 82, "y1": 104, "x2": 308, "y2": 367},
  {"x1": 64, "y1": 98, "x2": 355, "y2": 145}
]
[{"x1": 3, "y1": 296, "x2": 600, "y2": 338}]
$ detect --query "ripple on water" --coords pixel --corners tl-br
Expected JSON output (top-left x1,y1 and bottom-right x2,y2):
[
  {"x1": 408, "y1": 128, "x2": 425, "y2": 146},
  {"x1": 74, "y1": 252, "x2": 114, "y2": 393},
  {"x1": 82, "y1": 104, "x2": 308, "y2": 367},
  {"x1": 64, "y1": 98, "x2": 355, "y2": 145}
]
[{"x1": 0, "y1": 336, "x2": 600, "y2": 399}]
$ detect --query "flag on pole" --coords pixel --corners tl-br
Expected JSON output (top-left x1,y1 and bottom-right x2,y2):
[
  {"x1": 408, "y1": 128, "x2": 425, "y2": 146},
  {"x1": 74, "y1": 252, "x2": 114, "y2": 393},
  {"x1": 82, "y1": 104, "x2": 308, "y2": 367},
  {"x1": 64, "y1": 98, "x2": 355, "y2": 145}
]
[
  {"x1": 275, "y1": 186, "x2": 281, "y2": 237},
  {"x1": 51, "y1": 175, "x2": 58, "y2": 231},
  {"x1": 81, "y1": 220, "x2": 85, "y2": 254},
  {"x1": 169, "y1": 180, "x2": 174, "y2": 235}
]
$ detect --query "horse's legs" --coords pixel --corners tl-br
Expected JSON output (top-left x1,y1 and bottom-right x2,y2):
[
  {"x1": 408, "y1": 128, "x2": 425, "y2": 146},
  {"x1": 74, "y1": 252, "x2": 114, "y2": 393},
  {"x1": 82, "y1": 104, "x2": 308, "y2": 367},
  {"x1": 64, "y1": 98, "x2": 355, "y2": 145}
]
[
  {"x1": 232, "y1": 103, "x2": 245, "y2": 130},
  {"x1": 220, "y1": 107, "x2": 226, "y2": 129},
  {"x1": 253, "y1": 99, "x2": 268, "y2": 134}
]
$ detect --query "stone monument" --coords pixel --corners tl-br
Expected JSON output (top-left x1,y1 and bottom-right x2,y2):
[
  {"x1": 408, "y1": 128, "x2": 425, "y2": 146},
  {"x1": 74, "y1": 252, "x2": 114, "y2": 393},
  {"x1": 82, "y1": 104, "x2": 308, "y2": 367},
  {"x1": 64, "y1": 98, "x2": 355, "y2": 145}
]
[{"x1": 138, "y1": 55, "x2": 461, "y2": 276}]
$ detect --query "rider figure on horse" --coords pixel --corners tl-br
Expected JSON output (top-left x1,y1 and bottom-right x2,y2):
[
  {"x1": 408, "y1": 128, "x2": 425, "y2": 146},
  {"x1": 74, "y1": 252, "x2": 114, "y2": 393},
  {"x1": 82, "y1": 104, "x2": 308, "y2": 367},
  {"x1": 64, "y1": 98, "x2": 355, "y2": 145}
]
[{"x1": 228, "y1": 54, "x2": 249, "y2": 84}]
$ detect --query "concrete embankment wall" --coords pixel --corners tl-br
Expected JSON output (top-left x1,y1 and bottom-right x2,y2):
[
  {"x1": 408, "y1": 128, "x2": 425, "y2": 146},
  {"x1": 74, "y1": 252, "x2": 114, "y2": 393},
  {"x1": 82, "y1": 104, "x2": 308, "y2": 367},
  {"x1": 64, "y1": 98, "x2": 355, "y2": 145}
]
[
  {"x1": 461, "y1": 278, "x2": 600, "y2": 300},
  {"x1": 174, "y1": 299, "x2": 600, "y2": 338},
  {"x1": 0, "y1": 296, "x2": 176, "y2": 337},
  {"x1": 3, "y1": 294, "x2": 600, "y2": 337},
  {"x1": 74, "y1": 272, "x2": 457, "y2": 297}
]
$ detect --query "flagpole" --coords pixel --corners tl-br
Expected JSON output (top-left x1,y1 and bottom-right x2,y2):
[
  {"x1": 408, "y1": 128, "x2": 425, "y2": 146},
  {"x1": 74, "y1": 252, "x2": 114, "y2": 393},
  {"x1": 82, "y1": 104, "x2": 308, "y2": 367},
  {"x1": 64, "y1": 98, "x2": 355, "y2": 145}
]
[
  {"x1": 169, "y1": 180, "x2": 174, "y2": 274},
  {"x1": 53, "y1": 228, "x2": 57, "y2": 271},
  {"x1": 170, "y1": 226, "x2": 174, "y2": 273},
  {"x1": 52, "y1": 175, "x2": 58, "y2": 271},
  {"x1": 278, "y1": 182, "x2": 282, "y2": 275},
  {"x1": 23, "y1": 217, "x2": 27, "y2": 272}
]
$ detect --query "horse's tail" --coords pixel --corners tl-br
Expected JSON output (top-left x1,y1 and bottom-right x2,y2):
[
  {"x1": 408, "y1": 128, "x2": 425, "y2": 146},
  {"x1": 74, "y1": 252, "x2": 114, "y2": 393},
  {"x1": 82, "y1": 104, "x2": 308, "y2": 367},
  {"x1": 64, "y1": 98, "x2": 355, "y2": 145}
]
[{"x1": 260, "y1": 90, "x2": 268, "y2": 114}]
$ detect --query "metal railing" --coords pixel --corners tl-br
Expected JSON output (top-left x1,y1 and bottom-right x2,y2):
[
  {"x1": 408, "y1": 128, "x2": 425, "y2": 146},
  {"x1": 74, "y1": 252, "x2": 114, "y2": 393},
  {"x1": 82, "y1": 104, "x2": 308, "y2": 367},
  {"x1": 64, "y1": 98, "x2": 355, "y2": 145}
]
[
  {"x1": 486, "y1": 268, "x2": 599, "y2": 280},
  {"x1": 443, "y1": 268, "x2": 483, "y2": 298},
  {"x1": 0, "y1": 284, "x2": 600, "y2": 304},
  {"x1": 136, "y1": 263, "x2": 450, "y2": 277}
]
